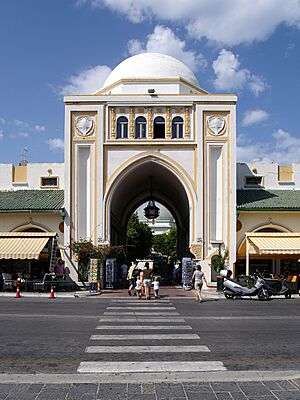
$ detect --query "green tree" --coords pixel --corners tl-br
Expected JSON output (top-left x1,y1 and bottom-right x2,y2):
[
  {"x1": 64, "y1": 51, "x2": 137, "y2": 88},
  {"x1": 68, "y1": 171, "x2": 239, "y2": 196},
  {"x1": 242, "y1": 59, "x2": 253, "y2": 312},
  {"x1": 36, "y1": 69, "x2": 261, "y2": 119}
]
[
  {"x1": 126, "y1": 213, "x2": 153, "y2": 260},
  {"x1": 152, "y1": 227, "x2": 177, "y2": 259}
]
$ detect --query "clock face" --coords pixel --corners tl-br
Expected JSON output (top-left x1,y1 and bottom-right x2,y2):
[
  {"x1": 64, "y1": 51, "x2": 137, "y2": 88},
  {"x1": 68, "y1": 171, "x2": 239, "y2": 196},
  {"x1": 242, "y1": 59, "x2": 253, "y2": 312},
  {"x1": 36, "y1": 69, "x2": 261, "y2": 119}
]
[
  {"x1": 207, "y1": 116, "x2": 226, "y2": 136},
  {"x1": 75, "y1": 116, "x2": 94, "y2": 136}
]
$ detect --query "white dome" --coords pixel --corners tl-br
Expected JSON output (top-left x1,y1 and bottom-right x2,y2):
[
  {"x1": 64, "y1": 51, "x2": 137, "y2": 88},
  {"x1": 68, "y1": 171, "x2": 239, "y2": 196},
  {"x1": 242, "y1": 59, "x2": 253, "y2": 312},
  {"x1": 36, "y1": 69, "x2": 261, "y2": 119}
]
[{"x1": 103, "y1": 53, "x2": 199, "y2": 88}]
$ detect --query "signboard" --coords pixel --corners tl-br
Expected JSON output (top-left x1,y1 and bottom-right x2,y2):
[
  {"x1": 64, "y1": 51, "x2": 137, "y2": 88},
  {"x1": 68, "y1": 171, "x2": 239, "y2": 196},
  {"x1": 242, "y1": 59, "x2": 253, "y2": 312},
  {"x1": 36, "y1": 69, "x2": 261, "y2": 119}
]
[
  {"x1": 105, "y1": 258, "x2": 116, "y2": 288},
  {"x1": 182, "y1": 257, "x2": 193, "y2": 287}
]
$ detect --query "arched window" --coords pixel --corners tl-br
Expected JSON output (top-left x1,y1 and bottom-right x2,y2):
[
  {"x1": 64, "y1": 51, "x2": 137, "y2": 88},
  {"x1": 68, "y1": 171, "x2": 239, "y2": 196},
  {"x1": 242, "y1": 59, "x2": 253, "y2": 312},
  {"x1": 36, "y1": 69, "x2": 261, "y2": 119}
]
[
  {"x1": 153, "y1": 116, "x2": 165, "y2": 139},
  {"x1": 135, "y1": 116, "x2": 147, "y2": 139},
  {"x1": 116, "y1": 116, "x2": 128, "y2": 139},
  {"x1": 172, "y1": 116, "x2": 184, "y2": 139}
]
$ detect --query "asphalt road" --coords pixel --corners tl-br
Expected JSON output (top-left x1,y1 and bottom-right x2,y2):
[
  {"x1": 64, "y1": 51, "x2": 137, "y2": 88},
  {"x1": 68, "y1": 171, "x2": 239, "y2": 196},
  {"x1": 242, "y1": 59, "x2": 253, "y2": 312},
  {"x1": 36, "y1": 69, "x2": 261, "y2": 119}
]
[{"x1": 0, "y1": 295, "x2": 300, "y2": 374}]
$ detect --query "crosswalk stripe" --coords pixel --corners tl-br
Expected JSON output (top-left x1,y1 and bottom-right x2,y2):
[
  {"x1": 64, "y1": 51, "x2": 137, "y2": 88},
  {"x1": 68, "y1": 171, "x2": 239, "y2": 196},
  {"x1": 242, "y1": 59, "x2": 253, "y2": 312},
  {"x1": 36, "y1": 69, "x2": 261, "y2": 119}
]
[
  {"x1": 90, "y1": 334, "x2": 200, "y2": 340},
  {"x1": 99, "y1": 317, "x2": 185, "y2": 322},
  {"x1": 107, "y1": 307, "x2": 176, "y2": 310},
  {"x1": 85, "y1": 345, "x2": 210, "y2": 353},
  {"x1": 95, "y1": 325, "x2": 192, "y2": 330},
  {"x1": 109, "y1": 302, "x2": 173, "y2": 305},
  {"x1": 104, "y1": 312, "x2": 180, "y2": 316},
  {"x1": 77, "y1": 361, "x2": 227, "y2": 373},
  {"x1": 109, "y1": 299, "x2": 172, "y2": 302}
]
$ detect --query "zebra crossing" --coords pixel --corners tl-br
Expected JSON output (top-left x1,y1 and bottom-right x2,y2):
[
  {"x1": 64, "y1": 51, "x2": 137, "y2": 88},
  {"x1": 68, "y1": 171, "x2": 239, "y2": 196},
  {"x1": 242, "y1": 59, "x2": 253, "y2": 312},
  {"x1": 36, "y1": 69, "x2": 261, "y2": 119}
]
[{"x1": 77, "y1": 298, "x2": 227, "y2": 374}]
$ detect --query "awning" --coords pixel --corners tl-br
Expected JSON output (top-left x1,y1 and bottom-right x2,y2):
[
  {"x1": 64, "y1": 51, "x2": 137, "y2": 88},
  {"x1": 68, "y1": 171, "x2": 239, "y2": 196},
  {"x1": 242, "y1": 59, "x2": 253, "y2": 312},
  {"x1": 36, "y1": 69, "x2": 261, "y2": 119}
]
[
  {"x1": 247, "y1": 232, "x2": 300, "y2": 255},
  {"x1": 0, "y1": 232, "x2": 56, "y2": 260}
]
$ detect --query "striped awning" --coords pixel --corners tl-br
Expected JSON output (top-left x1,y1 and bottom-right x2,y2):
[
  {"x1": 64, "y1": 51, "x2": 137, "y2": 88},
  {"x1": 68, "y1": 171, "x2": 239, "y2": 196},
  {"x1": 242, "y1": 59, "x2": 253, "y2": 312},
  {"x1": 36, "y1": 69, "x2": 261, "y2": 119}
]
[
  {"x1": 0, "y1": 232, "x2": 56, "y2": 260},
  {"x1": 248, "y1": 232, "x2": 300, "y2": 255}
]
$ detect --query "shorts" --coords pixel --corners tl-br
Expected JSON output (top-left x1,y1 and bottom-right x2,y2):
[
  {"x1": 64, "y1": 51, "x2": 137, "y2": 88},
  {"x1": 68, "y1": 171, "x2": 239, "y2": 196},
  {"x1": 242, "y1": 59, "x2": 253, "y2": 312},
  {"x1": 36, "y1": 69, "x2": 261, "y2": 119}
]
[
  {"x1": 194, "y1": 281, "x2": 203, "y2": 293},
  {"x1": 143, "y1": 279, "x2": 152, "y2": 287}
]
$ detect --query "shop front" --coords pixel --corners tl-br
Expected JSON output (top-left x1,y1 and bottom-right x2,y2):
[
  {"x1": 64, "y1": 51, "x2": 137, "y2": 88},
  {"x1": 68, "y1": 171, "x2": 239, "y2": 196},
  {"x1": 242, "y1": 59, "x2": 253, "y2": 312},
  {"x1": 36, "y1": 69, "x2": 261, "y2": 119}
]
[{"x1": 0, "y1": 232, "x2": 58, "y2": 289}]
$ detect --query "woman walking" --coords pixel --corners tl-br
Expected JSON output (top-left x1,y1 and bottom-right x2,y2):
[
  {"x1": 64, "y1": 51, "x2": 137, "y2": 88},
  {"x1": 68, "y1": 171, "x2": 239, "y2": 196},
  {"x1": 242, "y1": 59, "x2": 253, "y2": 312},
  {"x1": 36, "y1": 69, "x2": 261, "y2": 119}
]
[
  {"x1": 191, "y1": 264, "x2": 207, "y2": 303},
  {"x1": 143, "y1": 262, "x2": 153, "y2": 300}
]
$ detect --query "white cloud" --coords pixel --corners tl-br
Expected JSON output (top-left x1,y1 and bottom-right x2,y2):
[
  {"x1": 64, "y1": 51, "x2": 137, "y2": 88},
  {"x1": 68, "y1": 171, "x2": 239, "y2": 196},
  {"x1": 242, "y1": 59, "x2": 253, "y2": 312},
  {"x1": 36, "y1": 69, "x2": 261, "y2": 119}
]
[
  {"x1": 60, "y1": 65, "x2": 112, "y2": 95},
  {"x1": 127, "y1": 25, "x2": 207, "y2": 71},
  {"x1": 242, "y1": 110, "x2": 269, "y2": 127},
  {"x1": 78, "y1": 0, "x2": 300, "y2": 46},
  {"x1": 35, "y1": 125, "x2": 45, "y2": 132},
  {"x1": 0, "y1": 130, "x2": 3, "y2": 140},
  {"x1": 47, "y1": 138, "x2": 64, "y2": 151},
  {"x1": 0, "y1": 118, "x2": 5, "y2": 125},
  {"x1": 18, "y1": 132, "x2": 29, "y2": 138},
  {"x1": 237, "y1": 129, "x2": 300, "y2": 163},
  {"x1": 212, "y1": 49, "x2": 266, "y2": 95}
]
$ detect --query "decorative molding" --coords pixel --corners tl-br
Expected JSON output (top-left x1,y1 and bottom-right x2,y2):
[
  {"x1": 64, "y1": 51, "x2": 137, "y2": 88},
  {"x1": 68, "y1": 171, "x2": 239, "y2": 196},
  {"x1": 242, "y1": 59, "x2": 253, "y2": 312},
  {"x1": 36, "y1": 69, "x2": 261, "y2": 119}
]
[
  {"x1": 110, "y1": 107, "x2": 116, "y2": 139},
  {"x1": 166, "y1": 107, "x2": 171, "y2": 139},
  {"x1": 148, "y1": 107, "x2": 153, "y2": 139},
  {"x1": 184, "y1": 107, "x2": 190, "y2": 139},
  {"x1": 129, "y1": 107, "x2": 135, "y2": 139},
  {"x1": 190, "y1": 243, "x2": 202, "y2": 259}
]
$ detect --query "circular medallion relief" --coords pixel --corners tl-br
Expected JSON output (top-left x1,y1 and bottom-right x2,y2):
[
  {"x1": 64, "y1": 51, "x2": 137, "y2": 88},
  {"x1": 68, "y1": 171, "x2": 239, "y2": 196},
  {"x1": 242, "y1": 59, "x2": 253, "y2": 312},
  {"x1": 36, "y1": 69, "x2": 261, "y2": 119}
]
[
  {"x1": 236, "y1": 219, "x2": 242, "y2": 232},
  {"x1": 207, "y1": 115, "x2": 226, "y2": 136},
  {"x1": 75, "y1": 115, "x2": 95, "y2": 137},
  {"x1": 59, "y1": 221, "x2": 64, "y2": 233}
]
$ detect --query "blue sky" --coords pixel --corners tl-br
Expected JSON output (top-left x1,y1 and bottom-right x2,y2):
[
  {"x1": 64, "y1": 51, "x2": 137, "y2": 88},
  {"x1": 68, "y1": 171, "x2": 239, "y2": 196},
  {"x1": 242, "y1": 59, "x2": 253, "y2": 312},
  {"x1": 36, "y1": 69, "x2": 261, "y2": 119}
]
[{"x1": 1, "y1": 0, "x2": 300, "y2": 164}]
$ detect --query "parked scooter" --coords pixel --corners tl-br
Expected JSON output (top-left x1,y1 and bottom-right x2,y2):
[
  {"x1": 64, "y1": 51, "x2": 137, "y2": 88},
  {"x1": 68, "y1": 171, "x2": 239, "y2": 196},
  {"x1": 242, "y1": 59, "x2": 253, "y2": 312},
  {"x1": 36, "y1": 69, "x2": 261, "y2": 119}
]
[
  {"x1": 220, "y1": 270, "x2": 269, "y2": 301},
  {"x1": 261, "y1": 276, "x2": 291, "y2": 299}
]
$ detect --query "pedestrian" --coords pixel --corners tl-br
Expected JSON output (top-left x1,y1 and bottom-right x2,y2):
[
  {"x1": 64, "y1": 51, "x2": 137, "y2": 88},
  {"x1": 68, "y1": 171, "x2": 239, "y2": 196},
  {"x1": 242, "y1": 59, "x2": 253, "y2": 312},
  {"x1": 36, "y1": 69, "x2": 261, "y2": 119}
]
[
  {"x1": 54, "y1": 259, "x2": 66, "y2": 279},
  {"x1": 135, "y1": 276, "x2": 142, "y2": 299},
  {"x1": 0, "y1": 268, "x2": 4, "y2": 292},
  {"x1": 153, "y1": 277, "x2": 160, "y2": 299},
  {"x1": 143, "y1": 262, "x2": 153, "y2": 300},
  {"x1": 191, "y1": 264, "x2": 207, "y2": 303},
  {"x1": 127, "y1": 262, "x2": 137, "y2": 296}
]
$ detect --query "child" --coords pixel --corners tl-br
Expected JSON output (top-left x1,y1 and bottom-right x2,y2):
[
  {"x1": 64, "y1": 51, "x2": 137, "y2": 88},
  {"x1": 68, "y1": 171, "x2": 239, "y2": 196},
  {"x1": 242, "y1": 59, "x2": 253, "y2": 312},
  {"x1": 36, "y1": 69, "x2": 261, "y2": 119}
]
[
  {"x1": 153, "y1": 277, "x2": 160, "y2": 299},
  {"x1": 135, "y1": 276, "x2": 142, "y2": 299}
]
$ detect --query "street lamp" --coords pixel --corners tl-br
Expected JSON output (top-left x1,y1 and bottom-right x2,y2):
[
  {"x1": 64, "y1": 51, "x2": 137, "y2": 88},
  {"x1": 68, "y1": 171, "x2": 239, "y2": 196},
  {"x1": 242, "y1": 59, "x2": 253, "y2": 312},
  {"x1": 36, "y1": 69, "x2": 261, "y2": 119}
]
[{"x1": 144, "y1": 176, "x2": 160, "y2": 220}]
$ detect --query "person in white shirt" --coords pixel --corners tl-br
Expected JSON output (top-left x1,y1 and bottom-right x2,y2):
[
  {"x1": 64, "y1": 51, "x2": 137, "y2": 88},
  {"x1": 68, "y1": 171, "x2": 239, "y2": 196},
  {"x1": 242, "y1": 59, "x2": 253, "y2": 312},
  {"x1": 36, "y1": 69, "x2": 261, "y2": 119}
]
[
  {"x1": 153, "y1": 277, "x2": 160, "y2": 299},
  {"x1": 135, "y1": 277, "x2": 142, "y2": 299}
]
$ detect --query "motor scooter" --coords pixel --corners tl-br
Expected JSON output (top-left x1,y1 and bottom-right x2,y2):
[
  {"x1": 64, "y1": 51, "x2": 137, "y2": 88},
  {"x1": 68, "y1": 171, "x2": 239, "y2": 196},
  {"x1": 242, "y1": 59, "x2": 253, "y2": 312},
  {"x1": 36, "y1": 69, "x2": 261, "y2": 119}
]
[
  {"x1": 220, "y1": 270, "x2": 269, "y2": 301},
  {"x1": 261, "y1": 276, "x2": 291, "y2": 299}
]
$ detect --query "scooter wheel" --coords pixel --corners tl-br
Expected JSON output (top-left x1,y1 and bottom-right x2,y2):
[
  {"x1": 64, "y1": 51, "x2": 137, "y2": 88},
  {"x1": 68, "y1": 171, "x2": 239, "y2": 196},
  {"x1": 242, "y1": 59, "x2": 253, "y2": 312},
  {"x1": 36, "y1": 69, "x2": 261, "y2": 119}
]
[
  {"x1": 224, "y1": 293, "x2": 234, "y2": 299},
  {"x1": 258, "y1": 288, "x2": 269, "y2": 301},
  {"x1": 285, "y1": 290, "x2": 292, "y2": 299}
]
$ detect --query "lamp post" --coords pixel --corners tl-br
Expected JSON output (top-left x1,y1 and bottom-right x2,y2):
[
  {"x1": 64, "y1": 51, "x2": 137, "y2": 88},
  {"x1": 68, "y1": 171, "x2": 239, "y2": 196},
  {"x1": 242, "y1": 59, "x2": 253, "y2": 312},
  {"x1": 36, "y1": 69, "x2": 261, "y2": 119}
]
[{"x1": 144, "y1": 176, "x2": 160, "y2": 220}]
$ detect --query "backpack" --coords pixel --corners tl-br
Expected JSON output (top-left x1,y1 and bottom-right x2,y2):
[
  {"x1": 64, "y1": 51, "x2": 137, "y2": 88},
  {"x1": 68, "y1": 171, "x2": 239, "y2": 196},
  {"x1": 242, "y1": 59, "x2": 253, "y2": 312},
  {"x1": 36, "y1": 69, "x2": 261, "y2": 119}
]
[{"x1": 132, "y1": 268, "x2": 140, "y2": 278}]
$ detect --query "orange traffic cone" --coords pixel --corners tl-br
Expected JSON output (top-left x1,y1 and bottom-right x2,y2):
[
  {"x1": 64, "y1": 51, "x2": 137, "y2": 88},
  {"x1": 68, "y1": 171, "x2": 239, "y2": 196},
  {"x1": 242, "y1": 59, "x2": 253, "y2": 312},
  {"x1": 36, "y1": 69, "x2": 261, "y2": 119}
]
[
  {"x1": 49, "y1": 286, "x2": 55, "y2": 299},
  {"x1": 15, "y1": 286, "x2": 21, "y2": 298}
]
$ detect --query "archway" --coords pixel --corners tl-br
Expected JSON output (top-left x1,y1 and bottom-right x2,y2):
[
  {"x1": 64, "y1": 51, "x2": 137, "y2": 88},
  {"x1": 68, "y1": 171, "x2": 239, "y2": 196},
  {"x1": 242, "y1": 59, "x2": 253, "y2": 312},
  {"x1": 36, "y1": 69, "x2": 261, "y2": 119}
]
[{"x1": 107, "y1": 158, "x2": 191, "y2": 259}]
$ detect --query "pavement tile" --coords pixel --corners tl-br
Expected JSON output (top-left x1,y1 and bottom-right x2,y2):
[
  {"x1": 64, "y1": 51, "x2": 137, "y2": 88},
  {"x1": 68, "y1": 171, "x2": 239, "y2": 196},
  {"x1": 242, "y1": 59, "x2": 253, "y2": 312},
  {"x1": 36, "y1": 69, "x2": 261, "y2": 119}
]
[
  {"x1": 36, "y1": 384, "x2": 70, "y2": 400},
  {"x1": 262, "y1": 381, "x2": 282, "y2": 391},
  {"x1": 230, "y1": 393, "x2": 247, "y2": 400},
  {"x1": 0, "y1": 384, "x2": 13, "y2": 399},
  {"x1": 27, "y1": 384, "x2": 45, "y2": 394},
  {"x1": 276, "y1": 381, "x2": 298, "y2": 391},
  {"x1": 271, "y1": 391, "x2": 300, "y2": 400},
  {"x1": 238, "y1": 382, "x2": 272, "y2": 397},
  {"x1": 127, "y1": 383, "x2": 141, "y2": 395},
  {"x1": 155, "y1": 383, "x2": 185, "y2": 398},
  {"x1": 211, "y1": 382, "x2": 240, "y2": 392},
  {"x1": 127, "y1": 395, "x2": 156, "y2": 400},
  {"x1": 215, "y1": 393, "x2": 231, "y2": 400},
  {"x1": 97, "y1": 383, "x2": 126, "y2": 399},
  {"x1": 66, "y1": 383, "x2": 98, "y2": 399},
  {"x1": 185, "y1": 393, "x2": 217, "y2": 400},
  {"x1": 184, "y1": 383, "x2": 213, "y2": 393},
  {"x1": 5, "y1": 384, "x2": 31, "y2": 394},
  {"x1": 246, "y1": 397, "x2": 277, "y2": 400},
  {"x1": 292, "y1": 379, "x2": 300, "y2": 388},
  {"x1": 4, "y1": 395, "x2": 38, "y2": 400},
  {"x1": 142, "y1": 383, "x2": 155, "y2": 394}
]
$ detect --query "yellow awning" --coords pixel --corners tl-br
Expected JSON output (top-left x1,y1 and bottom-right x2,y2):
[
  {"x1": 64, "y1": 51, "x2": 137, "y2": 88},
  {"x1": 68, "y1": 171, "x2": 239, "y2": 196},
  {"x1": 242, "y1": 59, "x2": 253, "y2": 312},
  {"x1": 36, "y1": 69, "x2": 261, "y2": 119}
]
[
  {"x1": 0, "y1": 232, "x2": 56, "y2": 260},
  {"x1": 248, "y1": 233, "x2": 300, "y2": 255}
]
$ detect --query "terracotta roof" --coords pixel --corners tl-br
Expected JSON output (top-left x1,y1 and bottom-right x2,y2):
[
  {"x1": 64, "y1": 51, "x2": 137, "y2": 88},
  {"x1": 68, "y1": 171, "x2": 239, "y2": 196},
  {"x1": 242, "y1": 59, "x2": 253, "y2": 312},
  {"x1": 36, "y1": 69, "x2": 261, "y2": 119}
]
[
  {"x1": 237, "y1": 189, "x2": 300, "y2": 211},
  {"x1": 0, "y1": 190, "x2": 64, "y2": 212}
]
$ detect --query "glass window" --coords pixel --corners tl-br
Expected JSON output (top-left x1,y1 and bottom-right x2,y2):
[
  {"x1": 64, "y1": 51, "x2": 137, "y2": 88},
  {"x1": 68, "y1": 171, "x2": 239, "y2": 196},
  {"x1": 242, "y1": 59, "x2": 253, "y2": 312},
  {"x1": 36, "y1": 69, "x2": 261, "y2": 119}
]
[
  {"x1": 41, "y1": 177, "x2": 58, "y2": 187},
  {"x1": 172, "y1": 116, "x2": 184, "y2": 139},
  {"x1": 135, "y1": 116, "x2": 147, "y2": 139},
  {"x1": 245, "y1": 176, "x2": 263, "y2": 187},
  {"x1": 153, "y1": 116, "x2": 165, "y2": 139},
  {"x1": 117, "y1": 116, "x2": 128, "y2": 139}
]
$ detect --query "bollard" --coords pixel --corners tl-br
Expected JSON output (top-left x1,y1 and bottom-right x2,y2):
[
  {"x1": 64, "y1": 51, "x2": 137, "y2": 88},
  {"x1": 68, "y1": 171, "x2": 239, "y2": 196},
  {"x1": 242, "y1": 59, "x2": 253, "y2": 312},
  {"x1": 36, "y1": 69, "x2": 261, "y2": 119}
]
[{"x1": 15, "y1": 278, "x2": 22, "y2": 298}]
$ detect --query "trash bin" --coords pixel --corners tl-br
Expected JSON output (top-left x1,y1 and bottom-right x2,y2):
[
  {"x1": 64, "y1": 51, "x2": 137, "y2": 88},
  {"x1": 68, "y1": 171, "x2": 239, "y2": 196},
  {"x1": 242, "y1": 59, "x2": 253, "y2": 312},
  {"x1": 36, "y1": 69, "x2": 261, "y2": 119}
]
[{"x1": 216, "y1": 276, "x2": 224, "y2": 292}]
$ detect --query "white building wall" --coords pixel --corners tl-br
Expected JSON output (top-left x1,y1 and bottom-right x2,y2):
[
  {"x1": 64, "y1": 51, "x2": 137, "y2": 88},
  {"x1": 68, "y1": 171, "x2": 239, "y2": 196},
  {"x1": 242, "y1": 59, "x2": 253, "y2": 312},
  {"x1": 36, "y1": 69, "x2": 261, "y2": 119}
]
[{"x1": 0, "y1": 164, "x2": 13, "y2": 189}]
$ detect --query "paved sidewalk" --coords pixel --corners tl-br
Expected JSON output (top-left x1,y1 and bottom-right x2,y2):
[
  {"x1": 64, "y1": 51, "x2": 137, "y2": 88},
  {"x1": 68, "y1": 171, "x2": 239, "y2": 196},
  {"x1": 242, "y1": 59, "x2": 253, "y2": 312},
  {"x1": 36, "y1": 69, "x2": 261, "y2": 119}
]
[{"x1": 1, "y1": 379, "x2": 300, "y2": 399}]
